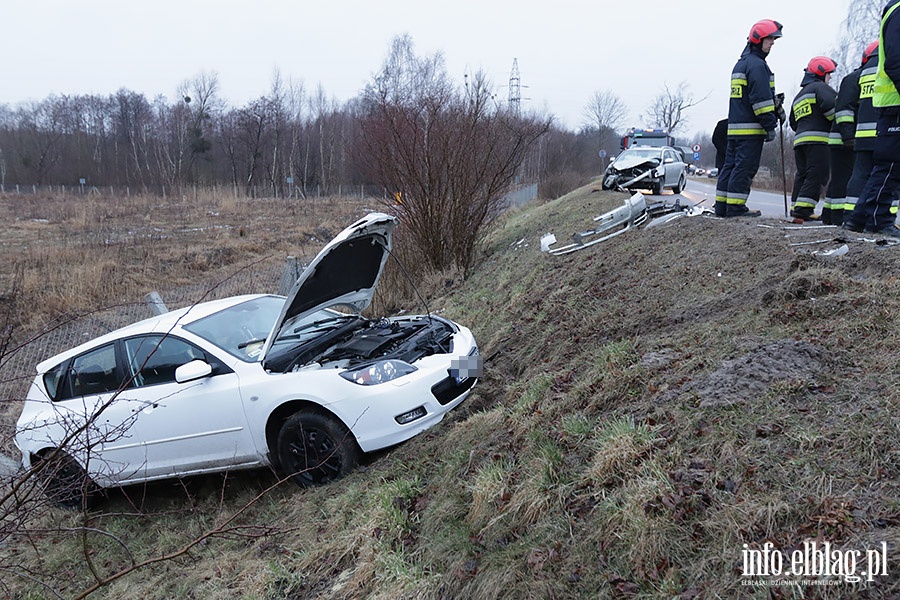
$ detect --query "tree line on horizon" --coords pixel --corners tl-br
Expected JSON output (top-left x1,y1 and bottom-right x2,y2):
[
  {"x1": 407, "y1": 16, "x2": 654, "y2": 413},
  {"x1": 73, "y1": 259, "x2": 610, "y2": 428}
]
[{"x1": 0, "y1": 68, "x2": 624, "y2": 202}]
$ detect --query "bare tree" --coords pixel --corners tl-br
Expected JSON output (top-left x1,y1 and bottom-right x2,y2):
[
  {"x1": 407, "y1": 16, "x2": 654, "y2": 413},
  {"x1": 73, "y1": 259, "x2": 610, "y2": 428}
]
[
  {"x1": 357, "y1": 34, "x2": 551, "y2": 272},
  {"x1": 582, "y1": 90, "x2": 628, "y2": 169},
  {"x1": 645, "y1": 82, "x2": 707, "y2": 135},
  {"x1": 831, "y1": 0, "x2": 881, "y2": 78}
]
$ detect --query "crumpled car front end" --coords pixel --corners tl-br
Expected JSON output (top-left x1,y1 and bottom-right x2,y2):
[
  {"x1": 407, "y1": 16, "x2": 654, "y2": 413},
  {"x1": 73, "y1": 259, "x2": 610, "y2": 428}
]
[{"x1": 602, "y1": 156, "x2": 663, "y2": 192}]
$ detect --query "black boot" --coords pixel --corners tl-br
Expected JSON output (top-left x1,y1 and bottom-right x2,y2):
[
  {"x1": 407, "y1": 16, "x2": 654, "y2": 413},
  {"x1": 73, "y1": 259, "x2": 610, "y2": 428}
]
[
  {"x1": 831, "y1": 208, "x2": 844, "y2": 227},
  {"x1": 715, "y1": 200, "x2": 727, "y2": 217},
  {"x1": 821, "y1": 207, "x2": 833, "y2": 225},
  {"x1": 725, "y1": 205, "x2": 761, "y2": 218},
  {"x1": 790, "y1": 207, "x2": 815, "y2": 221}
]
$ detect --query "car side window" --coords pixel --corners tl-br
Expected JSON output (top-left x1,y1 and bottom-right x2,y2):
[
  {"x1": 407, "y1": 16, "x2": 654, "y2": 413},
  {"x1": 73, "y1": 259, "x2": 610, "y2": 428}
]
[
  {"x1": 124, "y1": 335, "x2": 206, "y2": 387},
  {"x1": 69, "y1": 343, "x2": 120, "y2": 399},
  {"x1": 42, "y1": 362, "x2": 67, "y2": 400}
]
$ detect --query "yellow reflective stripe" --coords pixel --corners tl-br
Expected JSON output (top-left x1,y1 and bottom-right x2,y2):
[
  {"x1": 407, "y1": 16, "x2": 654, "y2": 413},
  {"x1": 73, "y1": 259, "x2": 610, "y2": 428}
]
[
  {"x1": 794, "y1": 132, "x2": 831, "y2": 145},
  {"x1": 728, "y1": 123, "x2": 766, "y2": 135},
  {"x1": 835, "y1": 110, "x2": 855, "y2": 123}
]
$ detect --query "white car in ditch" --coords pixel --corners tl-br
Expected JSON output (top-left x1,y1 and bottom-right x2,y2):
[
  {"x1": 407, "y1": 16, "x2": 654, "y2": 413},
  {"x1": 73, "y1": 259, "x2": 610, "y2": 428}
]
[{"x1": 15, "y1": 213, "x2": 480, "y2": 507}]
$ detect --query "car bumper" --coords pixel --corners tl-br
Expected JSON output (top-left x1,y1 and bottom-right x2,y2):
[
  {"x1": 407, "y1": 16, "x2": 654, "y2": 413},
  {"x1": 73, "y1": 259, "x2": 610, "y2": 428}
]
[{"x1": 336, "y1": 334, "x2": 480, "y2": 453}]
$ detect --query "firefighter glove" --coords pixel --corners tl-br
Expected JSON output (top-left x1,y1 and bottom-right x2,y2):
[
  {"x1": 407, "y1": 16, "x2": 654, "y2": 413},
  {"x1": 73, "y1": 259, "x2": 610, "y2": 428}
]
[{"x1": 765, "y1": 129, "x2": 776, "y2": 142}]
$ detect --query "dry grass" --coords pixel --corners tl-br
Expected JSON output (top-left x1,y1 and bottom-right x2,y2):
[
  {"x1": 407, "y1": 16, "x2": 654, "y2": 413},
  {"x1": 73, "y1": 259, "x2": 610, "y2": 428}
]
[
  {"x1": 0, "y1": 190, "x2": 375, "y2": 331},
  {"x1": 3, "y1": 183, "x2": 900, "y2": 598}
]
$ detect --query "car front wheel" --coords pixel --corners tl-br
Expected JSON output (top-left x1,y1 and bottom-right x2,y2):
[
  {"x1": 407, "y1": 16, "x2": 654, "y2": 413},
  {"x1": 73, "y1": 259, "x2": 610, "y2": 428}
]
[
  {"x1": 673, "y1": 173, "x2": 686, "y2": 194},
  {"x1": 277, "y1": 411, "x2": 360, "y2": 487}
]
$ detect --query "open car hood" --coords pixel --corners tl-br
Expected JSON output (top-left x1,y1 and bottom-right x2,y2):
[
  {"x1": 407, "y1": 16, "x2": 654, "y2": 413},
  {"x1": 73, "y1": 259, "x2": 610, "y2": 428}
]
[
  {"x1": 611, "y1": 155, "x2": 661, "y2": 171},
  {"x1": 261, "y1": 212, "x2": 397, "y2": 361}
]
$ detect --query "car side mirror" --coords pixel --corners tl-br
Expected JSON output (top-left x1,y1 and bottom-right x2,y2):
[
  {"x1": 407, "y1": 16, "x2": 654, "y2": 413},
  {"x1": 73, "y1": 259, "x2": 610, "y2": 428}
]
[
  {"x1": 175, "y1": 360, "x2": 213, "y2": 383},
  {"x1": 664, "y1": 157, "x2": 674, "y2": 164}
]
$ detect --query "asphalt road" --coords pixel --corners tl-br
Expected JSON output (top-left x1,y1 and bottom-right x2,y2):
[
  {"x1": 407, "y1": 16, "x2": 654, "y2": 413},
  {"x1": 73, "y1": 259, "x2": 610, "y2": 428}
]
[{"x1": 676, "y1": 176, "x2": 789, "y2": 218}]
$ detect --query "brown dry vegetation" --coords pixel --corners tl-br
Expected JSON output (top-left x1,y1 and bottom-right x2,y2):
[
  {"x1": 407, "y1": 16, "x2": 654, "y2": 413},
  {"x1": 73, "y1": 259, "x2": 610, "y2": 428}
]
[
  {"x1": 2, "y1": 183, "x2": 900, "y2": 598},
  {"x1": 0, "y1": 190, "x2": 374, "y2": 331}
]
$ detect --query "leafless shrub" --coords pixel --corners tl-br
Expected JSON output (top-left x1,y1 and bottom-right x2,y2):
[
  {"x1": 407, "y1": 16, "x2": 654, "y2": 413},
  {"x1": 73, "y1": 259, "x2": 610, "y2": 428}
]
[{"x1": 355, "y1": 34, "x2": 551, "y2": 274}]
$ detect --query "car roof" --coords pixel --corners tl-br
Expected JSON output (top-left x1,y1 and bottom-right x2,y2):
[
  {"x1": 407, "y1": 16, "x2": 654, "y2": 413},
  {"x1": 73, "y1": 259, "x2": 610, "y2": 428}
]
[{"x1": 35, "y1": 293, "x2": 279, "y2": 373}]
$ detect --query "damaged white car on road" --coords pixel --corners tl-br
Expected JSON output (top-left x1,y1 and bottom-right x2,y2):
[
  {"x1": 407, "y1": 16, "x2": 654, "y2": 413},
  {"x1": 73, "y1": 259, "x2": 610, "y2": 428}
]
[
  {"x1": 601, "y1": 146, "x2": 687, "y2": 195},
  {"x1": 15, "y1": 213, "x2": 481, "y2": 507}
]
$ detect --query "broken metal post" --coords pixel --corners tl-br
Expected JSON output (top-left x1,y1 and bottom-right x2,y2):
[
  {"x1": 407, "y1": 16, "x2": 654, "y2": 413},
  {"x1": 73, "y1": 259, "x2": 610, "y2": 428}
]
[
  {"x1": 277, "y1": 256, "x2": 305, "y2": 296},
  {"x1": 145, "y1": 291, "x2": 168, "y2": 315}
]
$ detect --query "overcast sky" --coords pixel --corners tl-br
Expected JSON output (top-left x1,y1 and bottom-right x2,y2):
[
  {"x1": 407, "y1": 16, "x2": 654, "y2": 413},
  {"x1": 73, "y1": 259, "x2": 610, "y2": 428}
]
[{"x1": 1, "y1": 0, "x2": 861, "y2": 141}]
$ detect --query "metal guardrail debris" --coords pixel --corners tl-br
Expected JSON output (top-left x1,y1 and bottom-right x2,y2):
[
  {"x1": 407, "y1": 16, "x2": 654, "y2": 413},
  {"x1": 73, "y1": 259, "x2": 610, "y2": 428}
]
[{"x1": 540, "y1": 193, "x2": 714, "y2": 256}]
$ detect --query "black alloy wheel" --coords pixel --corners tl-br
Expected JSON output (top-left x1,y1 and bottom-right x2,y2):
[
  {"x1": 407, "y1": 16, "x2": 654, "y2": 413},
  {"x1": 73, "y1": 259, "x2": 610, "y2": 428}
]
[{"x1": 277, "y1": 411, "x2": 360, "y2": 487}]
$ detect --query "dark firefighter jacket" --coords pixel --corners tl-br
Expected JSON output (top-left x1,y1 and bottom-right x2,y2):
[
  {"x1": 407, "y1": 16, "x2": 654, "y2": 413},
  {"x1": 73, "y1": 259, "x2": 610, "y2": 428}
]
[
  {"x1": 789, "y1": 71, "x2": 837, "y2": 146},
  {"x1": 831, "y1": 66, "x2": 861, "y2": 148},
  {"x1": 856, "y1": 52, "x2": 880, "y2": 151},
  {"x1": 727, "y1": 43, "x2": 777, "y2": 137}
]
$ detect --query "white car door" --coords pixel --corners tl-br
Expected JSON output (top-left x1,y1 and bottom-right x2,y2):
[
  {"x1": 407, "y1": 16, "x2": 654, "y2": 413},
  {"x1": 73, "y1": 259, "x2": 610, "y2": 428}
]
[
  {"x1": 663, "y1": 150, "x2": 679, "y2": 186},
  {"x1": 115, "y1": 335, "x2": 259, "y2": 482},
  {"x1": 52, "y1": 342, "x2": 145, "y2": 483}
]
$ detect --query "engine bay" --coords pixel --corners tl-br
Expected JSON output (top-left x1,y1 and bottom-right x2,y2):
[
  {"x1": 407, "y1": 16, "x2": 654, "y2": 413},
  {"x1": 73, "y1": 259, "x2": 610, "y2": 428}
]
[{"x1": 263, "y1": 315, "x2": 457, "y2": 373}]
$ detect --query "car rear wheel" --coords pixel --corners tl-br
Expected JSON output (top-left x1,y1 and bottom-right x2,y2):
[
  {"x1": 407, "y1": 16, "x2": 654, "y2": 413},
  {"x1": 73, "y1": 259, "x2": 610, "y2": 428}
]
[
  {"x1": 37, "y1": 450, "x2": 102, "y2": 509},
  {"x1": 673, "y1": 173, "x2": 686, "y2": 194},
  {"x1": 277, "y1": 411, "x2": 360, "y2": 487}
]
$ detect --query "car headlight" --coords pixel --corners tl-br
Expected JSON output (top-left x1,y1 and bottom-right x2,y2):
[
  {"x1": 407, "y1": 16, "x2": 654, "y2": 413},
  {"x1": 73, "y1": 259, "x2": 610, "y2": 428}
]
[{"x1": 340, "y1": 360, "x2": 417, "y2": 385}]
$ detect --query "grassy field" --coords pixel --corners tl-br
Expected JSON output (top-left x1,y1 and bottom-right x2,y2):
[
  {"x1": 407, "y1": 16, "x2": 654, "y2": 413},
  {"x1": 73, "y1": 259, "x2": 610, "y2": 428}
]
[{"x1": 1, "y1": 183, "x2": 900, "y2": 598}]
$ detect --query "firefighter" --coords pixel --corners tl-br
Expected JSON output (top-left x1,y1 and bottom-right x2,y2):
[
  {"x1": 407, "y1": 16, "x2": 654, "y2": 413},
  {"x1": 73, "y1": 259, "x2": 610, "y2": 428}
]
[
  {"x1": 788, "y1": 57, "x2": 838, "y2": 222},
  {"x1": 715, "y1": 19, "x2": 784, "y2": 218},
  {"x1": 846, "y1": 0, "x2": 900, "y2": 237},
  {"x1": 825, "y1": 50, "x2": 865, "y2": 226},
  {"x1": 843, "y1": 41, "x2": 881, "y2": 231},
  {"x1": 712, "y1": 118, "x2": 728, "y2": 170}
]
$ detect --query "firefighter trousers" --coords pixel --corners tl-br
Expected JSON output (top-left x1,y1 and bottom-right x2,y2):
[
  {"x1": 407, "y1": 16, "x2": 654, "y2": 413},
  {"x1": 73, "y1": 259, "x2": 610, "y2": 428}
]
[
  {"x1": 790, "y1": 144, "x2": 830, "y2": 217},
  {"x1": 825, "y1": 144, "x2": 855, "y2": 224},
  {"x1": 715, "y1": 137, "x2": 764, "y2": 217},
  {"x1": 844, "y1": 149, "x2": 874, "y2": 215},
  {"x1": 846, "y1": 112, "x2": 900, "y2": 232}
]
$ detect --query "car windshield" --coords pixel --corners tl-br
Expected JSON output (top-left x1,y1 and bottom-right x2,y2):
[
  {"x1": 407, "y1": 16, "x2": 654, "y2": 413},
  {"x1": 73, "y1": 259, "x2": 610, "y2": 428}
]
[
  {"x1": 184, "y1": 296, "x2": 353, "y2": 362},
  {"x1": 184, "y1": 296, "x2": 283, "y2": 362}
]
